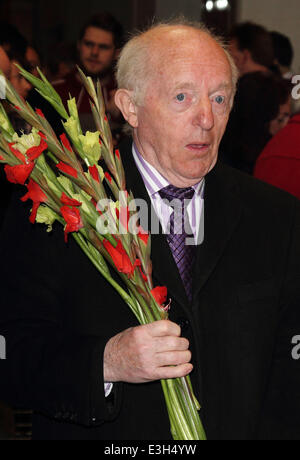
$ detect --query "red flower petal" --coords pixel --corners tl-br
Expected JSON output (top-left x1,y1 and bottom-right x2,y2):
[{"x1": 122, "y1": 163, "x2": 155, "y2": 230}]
[
  {"x1": 105, "y1": 172, "x2": 112, "y2": 183},
  {"x1": 26, "y1": 139, "x2": 48, "y2": 161},
  {"x1": 151, "y1": 286, "x2": 168, "y2": 306},
  {"x1": 21, "y1": 179, "x2": 48, "y2": 223},
  {"x1": 0, "y1": 155, "x2": 5, "y2": 161},
  {"x1": 138, "y1": 226, "x2": 149, "y2": 246},
  {"x1": 103, "y1": 239, "x2": 134, "y2": 276},
  {"x1": 89, "y1": 165, "x2": 100, "y2": 183},
  {"x1": 60, "y1": 206, "x2": 84, "y2": 242},
  {"x1": 8, "y1": 143, "x2": 26, "y2": 164},
  {"x1": 4, "y1": 163, "x2": 34, "y2": 185},
  {"x1": 36, "y1": 109, "x2": 45, "y2": 118},
  {"x1": 115, "y1": 149, "x2": 120, "y2": 159},
  {"x1": 57, "y1": 162, "x2": 78, "y2": 178},
  {"x1": 38, "y1": 131, "x2": 47, "y2": 140},
  {"x1": 60, "y1": 133, "x2": 72, "y2": 152},
  {"x1": 61, "y1": 192, "x2": 82, "y2": 207}
]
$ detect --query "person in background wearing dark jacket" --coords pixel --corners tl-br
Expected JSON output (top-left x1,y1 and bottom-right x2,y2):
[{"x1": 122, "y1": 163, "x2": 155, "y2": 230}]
[
  {"x1": 220, "y1": 72, "x2": 291, "y2": 174},
  {"x1": 1, "y1": 20, "x2": 300, "y2": 441},
  {"x1": 51, "y1": 12, "x2": 125, "y2": 142}
]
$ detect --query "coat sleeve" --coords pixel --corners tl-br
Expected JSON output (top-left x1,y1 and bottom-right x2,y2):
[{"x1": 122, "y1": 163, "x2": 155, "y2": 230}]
[
  {"x1": 258, "y1": 198, "x2": 300, "y2": 439},
  {"x1": 0, "y1": 192, "x2": 122, "y2": 427}
]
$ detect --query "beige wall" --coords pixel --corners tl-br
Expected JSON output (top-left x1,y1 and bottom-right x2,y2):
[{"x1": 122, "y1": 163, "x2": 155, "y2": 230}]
[
  {"x1": 237, "y1": 0, "x2": 300, "y2": 74},
  {"x1": 155, "y1": 0, "x2": 201, "y2": 22}
]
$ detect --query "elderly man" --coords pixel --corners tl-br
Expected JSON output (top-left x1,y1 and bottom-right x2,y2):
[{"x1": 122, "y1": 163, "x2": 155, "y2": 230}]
[{"x1": 1, "y1": 21, "x2": 300, "y2": 441}]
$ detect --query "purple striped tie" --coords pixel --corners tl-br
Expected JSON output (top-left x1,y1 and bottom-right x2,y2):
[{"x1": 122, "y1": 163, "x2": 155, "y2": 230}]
[{"x1": 159, "y1": 185, "x2": 196, "y2": 302}]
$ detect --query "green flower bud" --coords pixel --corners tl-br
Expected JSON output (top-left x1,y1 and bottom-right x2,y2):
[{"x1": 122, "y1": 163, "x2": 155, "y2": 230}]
[
  {"x1": 36, "y1": 205, "x2": 57, "y2": 232},
  {"x1": 0, "y1": 104, "x2": 15, "y2": 139},
  {"x1": 78, "y1": 131, "x2": 101, "y2": 165},
  {"x1": 63, "y1": 116, "x2": 80, "y2": 142}
]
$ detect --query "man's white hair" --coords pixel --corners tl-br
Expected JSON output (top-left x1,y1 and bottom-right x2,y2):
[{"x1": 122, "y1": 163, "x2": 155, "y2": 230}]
[{"x1": 116, "y1": 18, "x2": 239, "y2": 108}]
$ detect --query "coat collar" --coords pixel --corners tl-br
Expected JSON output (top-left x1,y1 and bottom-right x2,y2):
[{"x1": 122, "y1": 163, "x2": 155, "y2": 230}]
[{"x1": 119, "y1": 139, "x2": 243, "y2": 310}]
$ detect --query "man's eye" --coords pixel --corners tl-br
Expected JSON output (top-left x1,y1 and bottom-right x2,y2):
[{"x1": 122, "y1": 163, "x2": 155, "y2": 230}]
[
  {"x1": 175, "y1": 93, "x2": 186, "y2": 102},
  {"x1": 215, "y1": 95, "x2": 225, "y2": 105}
]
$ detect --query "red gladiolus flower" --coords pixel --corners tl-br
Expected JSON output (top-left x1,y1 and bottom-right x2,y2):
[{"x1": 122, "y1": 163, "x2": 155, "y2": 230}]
[
  {"x1": 103, "y1": 239, "x2": 135, "y2": 276},
  {"x1": 89, "y1": 165, "x2": 100, "y2": 183},
  {"x1": 61, "y1": 206, "x2": 84, "y2": 242},
  {"x1": 15, "y1": 106, "x2": 21, "y2": 111},
  {"x1": 38, "y1": 131, "x2": 47, "y2": 140},
  {"x1": 26, "y1": 138, "x2": 48, "y2": 161},
  {"x1": 60, "y1": 133, "x2": 72, "y2": 152},
  {"x1": 61, "y1": 192, "x2": 82, "y2": 207},
  {"x1": 115, "y1": 150, "x2": 120, "y2": 159},
  {"x1": 4, "y1": 163, "x2": 34, "y2": 185},
  {"x1": 57, "y1": 162, "x2": 78, "y2": 178},
  {"x1": 138, "y1": 226, "x2": 149, "y2": 246},
  {"x1": 105, "y1": 172, "x2": 112, "y2": 183},
  {"x1": 36, "y1": 109, "x2": 45, "y2": 118},
  {"x1": 151, "y1": 286, "x2": 168, "y2": 306},
  {"x1": 21, "y1": 179, "x2": 47, "y2": 224},
  {"x1": 8, "y1": 143, "x2": 26, "y2": 163}
]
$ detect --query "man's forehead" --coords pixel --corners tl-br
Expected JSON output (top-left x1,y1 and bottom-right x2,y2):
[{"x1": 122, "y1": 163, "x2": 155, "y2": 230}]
[
  {"x1": 148, "y1": 27, "x2": 227, "y2": 67},
  {"x1": 83, "y1": 27, "x2": 114, "y2": 44}
]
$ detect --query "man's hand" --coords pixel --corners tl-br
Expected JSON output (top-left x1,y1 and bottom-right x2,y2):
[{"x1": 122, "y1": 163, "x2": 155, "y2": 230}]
[{"x1": 103, "y1": 320, "x2": 193, "y2": 383}]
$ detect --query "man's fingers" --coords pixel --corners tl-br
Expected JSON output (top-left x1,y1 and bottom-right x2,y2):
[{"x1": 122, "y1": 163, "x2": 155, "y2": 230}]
[
  {"x1": 156, "y1": 350, "x2": 192, "y2": 367},
  {"x1": 147, "y1": 320, "x2": 181, "y2": 338},
  {"x1": 155, "y1": 336, "x2": 190, "y2": 352},
  {"x1": 155, "y1": 363, "x2": 194, "y2": 380}
]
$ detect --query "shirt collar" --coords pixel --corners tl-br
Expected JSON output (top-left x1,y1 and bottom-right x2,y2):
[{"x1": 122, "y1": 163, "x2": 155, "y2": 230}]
[{"x1": 132, "y1": 143, "x2": 204, "y2": 198}]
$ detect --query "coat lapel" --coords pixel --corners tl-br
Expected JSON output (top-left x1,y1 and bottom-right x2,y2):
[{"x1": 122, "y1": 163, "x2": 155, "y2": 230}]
[{"x1": 192, "y1": 163, "x2": 243, "y2": 307}]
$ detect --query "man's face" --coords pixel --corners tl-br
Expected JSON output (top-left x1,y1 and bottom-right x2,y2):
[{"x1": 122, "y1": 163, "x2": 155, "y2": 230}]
[
  {"x1": 133, "y1": 29, "x2": 234, "y2": 187},
  {"x1": 0, "y1": 46, "x2": 11, "y2": 79},
  {"x1": 78, "y1": 26, "x2": 117, "y2": 77}
]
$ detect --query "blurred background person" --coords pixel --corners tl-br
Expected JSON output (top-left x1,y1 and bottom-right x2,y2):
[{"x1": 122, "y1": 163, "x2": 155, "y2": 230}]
[
  {"x1": 52, "y1": 12, "x2": 125, "y2": 142},
  {"x1": 46, "y1": 42, "x2": 76, "y2": 82},
  {"x1": 220, "y1": 72, "x2": 292, "y2": 175},
  {"x1": 229, "y1": 22, "x2": 274, "y2": 77},
  {"x1": 0, "y1": 45, "x2": 11, "y2": 79},
  {"x1": 254, "y1": 112, "x2": 300, "y2": 200},
  {"x1": 26, "y1": 45, "x2": 42, "y2": 78},
  {"x1": 271, "y1": 31, "x2": 294, "y2": 80}
]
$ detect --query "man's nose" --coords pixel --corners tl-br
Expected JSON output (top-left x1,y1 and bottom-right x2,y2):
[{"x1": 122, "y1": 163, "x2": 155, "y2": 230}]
[
  {"x1": 91, "y1": 45, "x2": 100, "y2": 56},
  {"x1": 193, "y1": 99, "x2": 214, "y2": 131}
]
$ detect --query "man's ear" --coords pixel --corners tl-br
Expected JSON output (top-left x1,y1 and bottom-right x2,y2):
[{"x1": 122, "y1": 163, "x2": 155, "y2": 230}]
[{"x1": 114, "y1": 89, "x2": 138, "y2": 128}]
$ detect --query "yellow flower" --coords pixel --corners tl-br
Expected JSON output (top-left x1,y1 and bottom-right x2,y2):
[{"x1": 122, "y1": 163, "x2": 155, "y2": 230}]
[
  {"x1": 36, "y1": 205, "x2": 57, "y2": 232},
  {"x1": 12, "y1": 128, "x2": 41, "y2": 154},
  {"x1": 78, "y1": 131, "x2": 101, "y2": 165}
]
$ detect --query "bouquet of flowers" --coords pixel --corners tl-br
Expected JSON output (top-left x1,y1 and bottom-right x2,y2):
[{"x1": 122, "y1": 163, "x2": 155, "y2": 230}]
[{"x1": 0, "y1": 66, "x2": 207, "y2": 441}]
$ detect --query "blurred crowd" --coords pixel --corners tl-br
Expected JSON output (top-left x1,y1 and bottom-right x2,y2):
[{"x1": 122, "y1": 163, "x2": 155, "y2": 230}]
[
  {"x1": 0, "y1": 15, "x2": 299, "y2": 226},
  {"x1": 1, "y1": 15, "x2": 300, "y2": 212}
]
